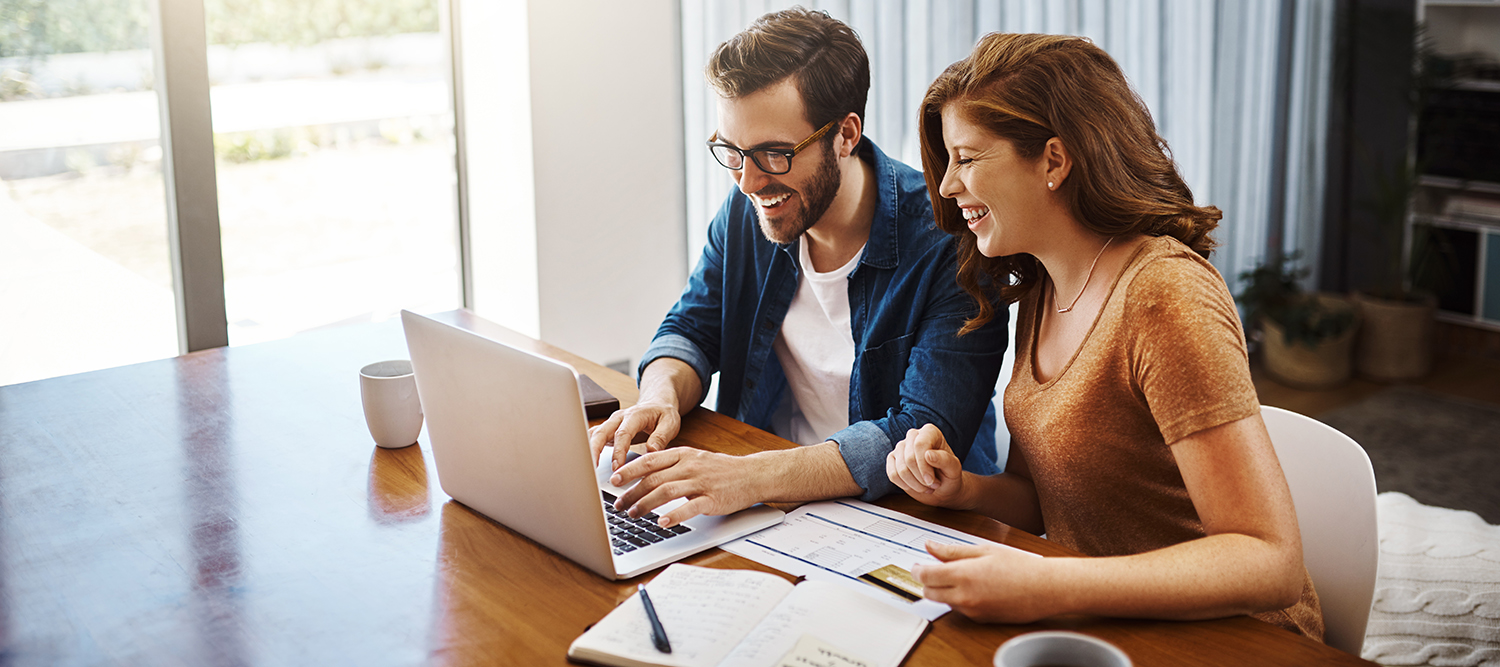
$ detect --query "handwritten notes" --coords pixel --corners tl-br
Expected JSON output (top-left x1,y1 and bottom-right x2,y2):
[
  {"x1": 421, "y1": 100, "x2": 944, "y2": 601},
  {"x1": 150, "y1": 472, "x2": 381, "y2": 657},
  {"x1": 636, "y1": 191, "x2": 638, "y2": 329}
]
[{"x1": 568, "y1": 565, "x2": 926, "y2": 667}]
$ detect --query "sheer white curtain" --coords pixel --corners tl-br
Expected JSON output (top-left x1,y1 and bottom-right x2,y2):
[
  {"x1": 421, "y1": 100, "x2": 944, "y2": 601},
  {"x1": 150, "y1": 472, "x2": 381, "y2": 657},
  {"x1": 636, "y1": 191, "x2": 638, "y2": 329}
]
[{"x1": 679, "y1": 0, "x2": 1336, "y2": 296}]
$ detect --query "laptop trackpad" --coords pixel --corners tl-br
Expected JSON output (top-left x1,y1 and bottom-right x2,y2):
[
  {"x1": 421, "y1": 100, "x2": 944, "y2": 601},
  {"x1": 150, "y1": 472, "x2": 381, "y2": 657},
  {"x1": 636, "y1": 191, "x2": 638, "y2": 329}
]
[{"x1": 595, "y1": 446, "x2": 643, "y2": 496}]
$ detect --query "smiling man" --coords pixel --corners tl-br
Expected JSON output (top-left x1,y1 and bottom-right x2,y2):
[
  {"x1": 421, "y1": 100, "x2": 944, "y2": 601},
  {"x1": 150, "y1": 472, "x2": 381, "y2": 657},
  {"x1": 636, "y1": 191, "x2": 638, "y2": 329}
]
[{"x1": 588, "y1": 7, "x2": 1009, "y2": 527}]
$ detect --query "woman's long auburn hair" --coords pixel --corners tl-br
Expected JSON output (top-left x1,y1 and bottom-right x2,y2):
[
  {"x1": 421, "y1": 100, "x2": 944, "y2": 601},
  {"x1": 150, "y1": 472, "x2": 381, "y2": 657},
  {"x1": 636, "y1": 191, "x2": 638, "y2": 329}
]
[{"x1": 919, "y1": 33, "x2": 1222, "y2": 334}]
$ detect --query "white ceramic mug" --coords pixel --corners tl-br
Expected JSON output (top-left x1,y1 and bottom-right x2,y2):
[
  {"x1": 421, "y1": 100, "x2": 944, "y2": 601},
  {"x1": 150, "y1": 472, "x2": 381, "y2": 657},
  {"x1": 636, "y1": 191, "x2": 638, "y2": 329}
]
[
  {"x1": 994, "y1": 631, "x2": 1132, "y2": 667},
  {"x1": 360, "y1": 360, "x2": 423, "y2": 449}
]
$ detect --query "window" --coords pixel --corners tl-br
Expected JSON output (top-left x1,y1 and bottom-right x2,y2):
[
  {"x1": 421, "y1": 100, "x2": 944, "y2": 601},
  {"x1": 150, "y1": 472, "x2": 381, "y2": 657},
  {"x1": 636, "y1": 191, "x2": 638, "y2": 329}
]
[
  {"x1": 204, "y1": 0, "x2": 460, "y2": 345},
  {"x1": 0, "y1": 0, "x2": 464, "y2": 385},
  {"x1": 0, "y1": 0, "x2": 177, "y2": 385}
]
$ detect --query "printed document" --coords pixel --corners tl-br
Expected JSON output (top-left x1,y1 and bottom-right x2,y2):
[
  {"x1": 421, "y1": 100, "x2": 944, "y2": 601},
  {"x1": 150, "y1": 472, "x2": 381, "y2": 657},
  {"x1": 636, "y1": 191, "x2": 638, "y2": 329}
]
[{"x1": 721, "y1": 499, "x2": 1039, "y2": 621}]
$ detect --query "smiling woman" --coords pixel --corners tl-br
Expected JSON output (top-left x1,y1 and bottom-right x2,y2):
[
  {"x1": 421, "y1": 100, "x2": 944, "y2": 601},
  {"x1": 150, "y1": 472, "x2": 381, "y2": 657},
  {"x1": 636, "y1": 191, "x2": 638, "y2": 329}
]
[
  {"x1": 885, "y1": 33, "x2": 1325, "y2": 640},
  {"x1": 918, "y1": 34, "x2": 1222, "y2": 332}
]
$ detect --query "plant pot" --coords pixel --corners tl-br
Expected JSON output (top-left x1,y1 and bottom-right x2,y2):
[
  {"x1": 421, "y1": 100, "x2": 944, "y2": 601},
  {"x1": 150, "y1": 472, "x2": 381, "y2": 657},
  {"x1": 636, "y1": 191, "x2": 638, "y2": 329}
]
[
  {"x1": 1261, "y1": 294, "x2": 1359, "y2": 389},
  {"x1": 1353, "y1": 292, "x2": 1436, "y2": 382}
]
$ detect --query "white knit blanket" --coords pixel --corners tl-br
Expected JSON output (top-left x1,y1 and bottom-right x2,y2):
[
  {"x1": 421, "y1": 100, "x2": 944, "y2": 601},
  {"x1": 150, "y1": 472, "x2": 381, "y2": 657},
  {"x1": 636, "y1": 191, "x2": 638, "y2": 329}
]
[{"x1": 1362, "y1": 492, "x2": 1500, "y2": 666}]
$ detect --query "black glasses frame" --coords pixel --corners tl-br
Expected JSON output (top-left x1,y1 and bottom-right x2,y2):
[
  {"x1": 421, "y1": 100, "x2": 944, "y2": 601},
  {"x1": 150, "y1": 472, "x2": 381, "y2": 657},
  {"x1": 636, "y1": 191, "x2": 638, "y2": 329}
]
[{"x1": 705, "y1": 118, "x2": 840, "y2": 175}]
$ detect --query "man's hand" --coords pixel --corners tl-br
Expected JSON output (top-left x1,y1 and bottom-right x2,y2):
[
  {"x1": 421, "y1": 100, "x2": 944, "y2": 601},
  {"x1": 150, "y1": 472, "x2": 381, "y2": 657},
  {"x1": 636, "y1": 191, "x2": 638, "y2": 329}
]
[
  {"x1": 913, "y1": 541, "x2": 1058, "y2": 623},
  {"x1": 886, "y1": 424, "x2": 971, "y2": 510},
  {"x1": 589, "y1": 357, "x2": 701, "y2": 471},
  {"x1": 588, "y1": 402, "x2": 682, "y2": 471},
  {"x1": 607, "y1": 448, "x2": 769, "y2": 527}
]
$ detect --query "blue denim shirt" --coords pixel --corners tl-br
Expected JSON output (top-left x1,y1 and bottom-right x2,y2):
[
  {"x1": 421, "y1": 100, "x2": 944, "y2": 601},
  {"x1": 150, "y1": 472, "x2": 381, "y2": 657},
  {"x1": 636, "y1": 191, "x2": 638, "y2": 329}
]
[{"x1": 640, "y1": 139, "x2": 1009, "y2": 501}]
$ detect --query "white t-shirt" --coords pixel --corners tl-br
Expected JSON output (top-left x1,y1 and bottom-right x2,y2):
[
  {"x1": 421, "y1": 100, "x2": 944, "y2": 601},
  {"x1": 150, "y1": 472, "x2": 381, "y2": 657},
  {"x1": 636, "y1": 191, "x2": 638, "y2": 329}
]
[{"x1": 771, "y1": 239, "x2": 864, "y2": 446}]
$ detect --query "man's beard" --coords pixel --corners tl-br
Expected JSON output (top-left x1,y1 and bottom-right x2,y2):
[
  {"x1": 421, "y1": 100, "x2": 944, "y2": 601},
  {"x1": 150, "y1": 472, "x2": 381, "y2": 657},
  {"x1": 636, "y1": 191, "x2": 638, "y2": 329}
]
[{"x1": 755, "y1": 140, "x2": 842, "y2": 245}]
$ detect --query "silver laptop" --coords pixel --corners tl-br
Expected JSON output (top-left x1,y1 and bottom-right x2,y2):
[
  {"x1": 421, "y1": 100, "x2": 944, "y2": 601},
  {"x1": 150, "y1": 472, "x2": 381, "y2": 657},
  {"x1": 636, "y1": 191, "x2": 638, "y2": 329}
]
[{"x1": 401, "y1": 310, "x2": 785, "y2": 579}]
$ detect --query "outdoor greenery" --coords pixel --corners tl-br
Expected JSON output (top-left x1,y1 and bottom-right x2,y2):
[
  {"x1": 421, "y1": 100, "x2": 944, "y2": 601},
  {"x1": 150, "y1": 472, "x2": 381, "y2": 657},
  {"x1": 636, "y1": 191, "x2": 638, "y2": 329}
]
[
  {"x1": 212, "y1": 117, "x2": 434, "y2": 164},
  {"x1": 206, "y1": 0, "x2": 438, "y2": 48},
  {"x1": 215, "y1": 129, "x2": 297, "y2": 164},
  {"x1": 0, "y1": 0, "x2": 151, "y2": 58},
  {"x1": 0, "y1": 0, "x2": 438, "y2": 58},
  {"x1": 0, "y1": 68, "x2": 41, "y2": 100},
  {"x1": 1237, "y1": 252, "x2": 1357, "y2": 349}
]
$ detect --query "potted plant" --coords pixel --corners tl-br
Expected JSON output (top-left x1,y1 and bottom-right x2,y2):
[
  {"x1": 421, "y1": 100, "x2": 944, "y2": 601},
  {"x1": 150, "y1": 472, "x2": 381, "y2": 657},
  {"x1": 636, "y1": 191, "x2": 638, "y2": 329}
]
[
  {"x1": 1355, "y1": 160, "x2": 1438, "y2": 381},
  {"x1": 1238, "y1": 253, "x2": 1360, "y2": 389},
  {"x1": 1350, "y1": 25, "x2": 1448, "y2": 382}
]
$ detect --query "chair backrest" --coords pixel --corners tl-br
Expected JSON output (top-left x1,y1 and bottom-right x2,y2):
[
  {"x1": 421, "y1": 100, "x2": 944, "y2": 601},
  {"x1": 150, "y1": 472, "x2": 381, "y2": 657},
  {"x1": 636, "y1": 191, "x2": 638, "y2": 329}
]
[{"x1": 1260, "y1": 405, "x2": 1380, "y2": 655}]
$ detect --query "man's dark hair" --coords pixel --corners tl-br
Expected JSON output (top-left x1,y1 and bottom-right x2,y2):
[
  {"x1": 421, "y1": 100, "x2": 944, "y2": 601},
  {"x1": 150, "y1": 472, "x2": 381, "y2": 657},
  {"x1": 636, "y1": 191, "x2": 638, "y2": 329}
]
[{"x1": 705, "y1": 6, "x2": 870, "y2": 130}]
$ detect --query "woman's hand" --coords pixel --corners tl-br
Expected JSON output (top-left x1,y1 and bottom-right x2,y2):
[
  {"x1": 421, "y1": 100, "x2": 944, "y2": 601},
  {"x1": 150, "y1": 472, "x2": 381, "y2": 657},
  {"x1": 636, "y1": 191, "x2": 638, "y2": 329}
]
[
  {"x1": 913, "y1": 541, "x2": 1057, "y2": 623},
  {"x1": 886, "y1": 424, "x2": 971, "y2": 509}
]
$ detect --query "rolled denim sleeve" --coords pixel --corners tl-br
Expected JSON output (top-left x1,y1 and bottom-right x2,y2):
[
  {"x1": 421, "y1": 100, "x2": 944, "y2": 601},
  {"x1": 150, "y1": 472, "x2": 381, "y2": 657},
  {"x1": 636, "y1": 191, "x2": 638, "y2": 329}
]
[
  {"x1": 826, "y1": 421, "x2": 899, "y2": 500},
  {"x1": 638, "y1": 198, "x2": 732, "y2": 406},
  {"x1": 638, "y1": 333, "x2": 713, "y2": 406},
  {"x1": 848, "y1": 248, "x2": 1009, "y2": 501}
]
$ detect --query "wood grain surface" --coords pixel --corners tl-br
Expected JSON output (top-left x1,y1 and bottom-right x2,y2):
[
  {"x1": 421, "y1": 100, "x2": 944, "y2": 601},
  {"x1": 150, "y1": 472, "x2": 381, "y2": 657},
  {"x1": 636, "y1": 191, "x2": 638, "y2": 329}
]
[{"x1": 0, "y1": 311, "x2": 1374, "y2": 666}]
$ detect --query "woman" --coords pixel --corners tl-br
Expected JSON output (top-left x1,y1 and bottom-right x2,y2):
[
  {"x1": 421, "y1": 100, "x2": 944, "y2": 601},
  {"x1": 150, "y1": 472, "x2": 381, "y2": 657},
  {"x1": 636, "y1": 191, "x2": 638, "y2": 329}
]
[{"x1": 886, "y1": 33, "x2": 1323, "y2": 638}]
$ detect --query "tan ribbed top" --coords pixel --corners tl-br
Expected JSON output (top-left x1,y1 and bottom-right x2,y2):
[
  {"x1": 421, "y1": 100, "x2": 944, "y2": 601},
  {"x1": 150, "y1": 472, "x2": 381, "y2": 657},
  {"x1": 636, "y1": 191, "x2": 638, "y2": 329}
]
[{"x1": 1004, "y1": 235, "x2": 1323, "y2": 639}]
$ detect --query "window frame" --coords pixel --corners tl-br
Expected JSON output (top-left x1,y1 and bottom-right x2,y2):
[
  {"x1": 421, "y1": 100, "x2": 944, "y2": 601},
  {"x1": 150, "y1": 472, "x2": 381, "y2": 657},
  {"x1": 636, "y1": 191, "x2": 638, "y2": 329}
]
[{"x1": 151, "y1": 0, "x2": 470, "y2": 354}]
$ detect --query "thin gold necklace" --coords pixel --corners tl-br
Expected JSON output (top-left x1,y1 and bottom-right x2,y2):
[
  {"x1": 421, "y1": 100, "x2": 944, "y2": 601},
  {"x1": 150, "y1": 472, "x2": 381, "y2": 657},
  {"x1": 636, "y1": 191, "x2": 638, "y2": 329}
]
[{"x1": 1052, "y1": 236, "x2": 1114, "y2": 314}]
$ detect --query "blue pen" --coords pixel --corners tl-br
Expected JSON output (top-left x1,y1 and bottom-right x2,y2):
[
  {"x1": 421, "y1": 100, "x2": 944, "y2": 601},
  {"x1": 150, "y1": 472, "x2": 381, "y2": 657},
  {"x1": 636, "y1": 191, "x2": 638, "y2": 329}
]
[{"x1": 638, "y1": 584, "x2": 672, "y2": 654}]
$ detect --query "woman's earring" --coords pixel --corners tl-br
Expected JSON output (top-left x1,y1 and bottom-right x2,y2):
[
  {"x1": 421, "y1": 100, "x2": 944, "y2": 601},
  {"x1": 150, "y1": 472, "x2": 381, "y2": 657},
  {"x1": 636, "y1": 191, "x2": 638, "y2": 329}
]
[{"x1": 1047, "y1": 181, "x2": 1054, "y2": 189}]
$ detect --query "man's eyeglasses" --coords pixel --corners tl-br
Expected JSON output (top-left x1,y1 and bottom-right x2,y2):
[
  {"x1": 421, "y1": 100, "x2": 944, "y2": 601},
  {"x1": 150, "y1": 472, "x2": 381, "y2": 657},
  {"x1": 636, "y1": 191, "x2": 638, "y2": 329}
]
[{"x1": 706, "y1": 118, "x2": 839, "y2": 175}]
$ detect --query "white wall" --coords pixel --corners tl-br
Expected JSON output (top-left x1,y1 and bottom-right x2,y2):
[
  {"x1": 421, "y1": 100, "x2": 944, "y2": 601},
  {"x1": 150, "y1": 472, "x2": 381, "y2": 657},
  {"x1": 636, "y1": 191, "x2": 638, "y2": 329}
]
[{"x1": 461, "y1": 0, "x2": 687, "y2": 371}]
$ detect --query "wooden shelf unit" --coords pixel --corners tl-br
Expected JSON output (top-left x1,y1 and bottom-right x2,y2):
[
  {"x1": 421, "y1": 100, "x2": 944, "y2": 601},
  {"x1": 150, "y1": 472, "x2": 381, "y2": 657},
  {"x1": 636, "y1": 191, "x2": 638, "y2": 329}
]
[{"x1": 1409, "y1": 1, "x2": 1500, "y2": 330}]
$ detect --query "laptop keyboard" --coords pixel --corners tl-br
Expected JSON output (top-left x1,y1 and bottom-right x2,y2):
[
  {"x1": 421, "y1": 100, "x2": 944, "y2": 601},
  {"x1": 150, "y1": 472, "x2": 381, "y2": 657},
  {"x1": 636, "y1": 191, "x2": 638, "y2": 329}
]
[{"x1": 601, "y1": 491, "x2": 692, "y2": 555}]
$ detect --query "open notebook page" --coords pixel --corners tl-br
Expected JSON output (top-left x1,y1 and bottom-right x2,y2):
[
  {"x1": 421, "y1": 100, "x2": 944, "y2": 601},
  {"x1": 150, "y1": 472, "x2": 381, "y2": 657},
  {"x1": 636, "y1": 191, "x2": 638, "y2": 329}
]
[
  {"x1": 569, "y1": 565, "x2": 794, "y2": 667},
  {"x1": 719, "y1": 580, "x2": 926, "y2": 667}
]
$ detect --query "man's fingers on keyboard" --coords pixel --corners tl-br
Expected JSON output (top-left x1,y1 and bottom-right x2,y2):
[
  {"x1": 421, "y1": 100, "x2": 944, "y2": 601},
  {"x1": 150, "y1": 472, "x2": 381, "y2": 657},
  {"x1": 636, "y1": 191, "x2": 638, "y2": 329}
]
[
  {"x1": 611, "y1": 448, "x2": 680, "y2": 486},
  {"x1": 661, "y1": 496, "x2": 713, "y2": 528},
  {"x1": 626, "y1": 480, "x2": 693, "y2": 518}
]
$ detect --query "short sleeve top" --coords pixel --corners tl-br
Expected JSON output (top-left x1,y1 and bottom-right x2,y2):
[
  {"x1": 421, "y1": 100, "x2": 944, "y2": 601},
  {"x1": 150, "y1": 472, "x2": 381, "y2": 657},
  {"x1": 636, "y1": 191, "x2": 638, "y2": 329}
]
[{"x1": 1004, "y1": 235, "x2": 1323, "y2": 639}]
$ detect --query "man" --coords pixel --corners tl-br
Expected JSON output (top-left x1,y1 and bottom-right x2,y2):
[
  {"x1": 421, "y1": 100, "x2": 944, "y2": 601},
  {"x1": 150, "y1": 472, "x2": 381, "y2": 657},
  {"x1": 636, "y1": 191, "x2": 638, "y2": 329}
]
[{"x1": 589, "y1": 7, "x2": 1008, "y2": 528}]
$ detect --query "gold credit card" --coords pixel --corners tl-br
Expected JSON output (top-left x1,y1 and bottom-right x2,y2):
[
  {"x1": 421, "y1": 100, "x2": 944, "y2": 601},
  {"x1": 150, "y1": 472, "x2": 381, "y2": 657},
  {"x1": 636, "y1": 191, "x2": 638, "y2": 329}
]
[{"x1": 857, "y1": 564, "x2": 923, "y2": 602}]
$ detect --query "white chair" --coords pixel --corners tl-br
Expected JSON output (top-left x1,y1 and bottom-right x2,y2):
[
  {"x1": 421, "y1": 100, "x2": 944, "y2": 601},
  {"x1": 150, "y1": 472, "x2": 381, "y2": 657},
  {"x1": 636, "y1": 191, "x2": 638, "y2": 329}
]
[{"x1": 1260, "y1": 405, "x2": 1380, "y2": 655}]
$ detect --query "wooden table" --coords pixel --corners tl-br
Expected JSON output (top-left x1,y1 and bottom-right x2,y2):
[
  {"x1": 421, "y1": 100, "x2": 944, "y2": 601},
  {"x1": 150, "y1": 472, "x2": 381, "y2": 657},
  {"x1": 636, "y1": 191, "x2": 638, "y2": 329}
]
[{"x1": 0, "y1": 310, "x2": 1375, "y2": 666}]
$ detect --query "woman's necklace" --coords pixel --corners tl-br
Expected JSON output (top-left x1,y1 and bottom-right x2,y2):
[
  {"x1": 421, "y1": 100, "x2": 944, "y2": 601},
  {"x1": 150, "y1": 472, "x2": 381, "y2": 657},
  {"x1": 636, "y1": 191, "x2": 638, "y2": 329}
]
[{"x1": 1052, "y1": 236, "x2": 1114, "y2": 314}]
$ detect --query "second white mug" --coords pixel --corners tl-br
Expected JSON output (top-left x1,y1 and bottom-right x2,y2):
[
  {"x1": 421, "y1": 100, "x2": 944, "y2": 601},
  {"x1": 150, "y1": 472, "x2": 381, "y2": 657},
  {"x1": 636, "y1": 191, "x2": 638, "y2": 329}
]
[
  {"x1": 360, "y1": 360, "x2": 423, "y2": 449},
  {"x1": 994, "y1": 631, "x2": 1131, "y2": 667}
]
